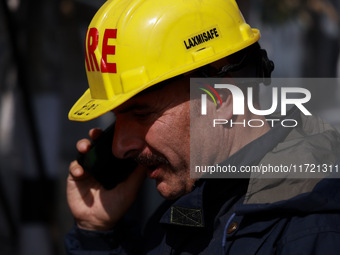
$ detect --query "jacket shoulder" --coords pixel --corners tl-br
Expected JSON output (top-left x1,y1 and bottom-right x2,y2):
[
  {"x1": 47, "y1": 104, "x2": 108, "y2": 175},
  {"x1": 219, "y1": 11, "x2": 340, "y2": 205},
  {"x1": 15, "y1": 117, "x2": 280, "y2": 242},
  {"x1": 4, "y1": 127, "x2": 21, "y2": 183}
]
[{"x1": 276, "y1": 211, "x2": 340, "y2": 255}]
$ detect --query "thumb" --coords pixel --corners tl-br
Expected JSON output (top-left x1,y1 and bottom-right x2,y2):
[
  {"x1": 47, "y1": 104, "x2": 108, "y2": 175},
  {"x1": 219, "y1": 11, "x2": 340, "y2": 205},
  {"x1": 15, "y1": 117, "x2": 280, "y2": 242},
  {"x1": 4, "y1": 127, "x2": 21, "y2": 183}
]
[
  {"x1": 119, "y1": 165, "x2": 147, "y2": 199},
  {"x1": 110, "y1": 165, "x2": 147, "y2": 213}
]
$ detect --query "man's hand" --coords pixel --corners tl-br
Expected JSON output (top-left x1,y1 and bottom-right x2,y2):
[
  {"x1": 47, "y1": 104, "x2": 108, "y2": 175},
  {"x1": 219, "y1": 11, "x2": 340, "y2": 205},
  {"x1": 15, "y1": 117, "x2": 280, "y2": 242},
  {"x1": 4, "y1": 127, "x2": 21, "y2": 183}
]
[{"x1": 67, "y1": 128, "x2": 146, "y2": 231}]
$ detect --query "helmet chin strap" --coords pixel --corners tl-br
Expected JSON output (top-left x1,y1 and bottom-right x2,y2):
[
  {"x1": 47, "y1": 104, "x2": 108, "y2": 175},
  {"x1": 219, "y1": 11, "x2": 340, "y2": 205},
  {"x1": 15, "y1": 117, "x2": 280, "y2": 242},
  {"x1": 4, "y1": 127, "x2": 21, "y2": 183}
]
[
  {"x1": 258, "y1": 49, "x2": 275, "y2": 85},
  {"x1": 195, "y1": 47, "x2": 274, "y2": 82},
  {"x1": 195, "y1": 54, "x2": 248, "y2": 78},
  {"x1": 217, "y1": 55, "x2": 248, "y2": 77}
]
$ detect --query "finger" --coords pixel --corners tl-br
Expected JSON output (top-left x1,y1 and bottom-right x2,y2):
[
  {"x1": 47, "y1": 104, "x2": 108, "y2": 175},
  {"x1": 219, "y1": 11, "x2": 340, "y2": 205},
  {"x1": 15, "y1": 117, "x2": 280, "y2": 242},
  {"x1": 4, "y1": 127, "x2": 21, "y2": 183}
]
[
  {"x1": 128, "y1": 166, "x2": 147, "y2": 186},
  {"x1": 89, "y1": 128, "x2": 103, "y2": 140},
  {"x1": 69, "y1": 160, "x2": 86, "y2": 179},
  {"x1": 76, "y1": 139, "x2": 91, "y2": 153},
  {"x1": 119, "y1": 166, "x2": 147, "y2": 198}
]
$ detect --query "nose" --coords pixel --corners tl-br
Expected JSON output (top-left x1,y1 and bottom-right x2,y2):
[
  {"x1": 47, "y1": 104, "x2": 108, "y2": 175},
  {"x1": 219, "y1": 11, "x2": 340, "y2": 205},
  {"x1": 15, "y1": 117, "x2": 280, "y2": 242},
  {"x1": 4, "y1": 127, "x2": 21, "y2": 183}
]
[{"x1": 112, "y1": 118, "x2": 145, "y2": 159}]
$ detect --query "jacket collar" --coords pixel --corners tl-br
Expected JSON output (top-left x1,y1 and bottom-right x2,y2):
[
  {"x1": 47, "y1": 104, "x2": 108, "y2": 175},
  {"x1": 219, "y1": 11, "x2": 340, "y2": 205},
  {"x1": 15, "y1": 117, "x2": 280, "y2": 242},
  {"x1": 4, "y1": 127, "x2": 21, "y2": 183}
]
[
  {"x1": 159, "y1": 107, "x2": 339, "y2": 226},
  {"x1": 159, "y1": 178, "x2": 249, "y2": 227}
]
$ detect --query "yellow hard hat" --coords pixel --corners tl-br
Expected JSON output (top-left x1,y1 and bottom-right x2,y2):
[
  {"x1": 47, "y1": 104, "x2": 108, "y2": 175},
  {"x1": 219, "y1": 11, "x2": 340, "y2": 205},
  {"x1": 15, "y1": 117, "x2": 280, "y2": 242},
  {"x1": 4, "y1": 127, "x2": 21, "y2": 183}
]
[{"x1": 69, "y1": 0, "x2": 260, "y2": 121}]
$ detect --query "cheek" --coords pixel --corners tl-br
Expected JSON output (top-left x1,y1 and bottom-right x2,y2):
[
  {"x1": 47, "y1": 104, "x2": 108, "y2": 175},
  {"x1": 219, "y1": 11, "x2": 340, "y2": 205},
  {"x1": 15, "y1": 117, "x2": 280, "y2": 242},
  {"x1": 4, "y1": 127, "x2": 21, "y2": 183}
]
[
  {"x1": 146, "y1": 121, "x2": 190, "y2": 162},
  {"x1": 146, "y1": 104, "x2": 190, "y2": 154}
]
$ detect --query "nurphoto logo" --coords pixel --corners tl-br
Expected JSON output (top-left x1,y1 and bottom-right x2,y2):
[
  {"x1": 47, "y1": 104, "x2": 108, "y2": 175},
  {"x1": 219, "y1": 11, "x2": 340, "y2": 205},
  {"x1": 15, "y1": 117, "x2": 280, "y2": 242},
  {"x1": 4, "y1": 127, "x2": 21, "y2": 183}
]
[{"x1": 199, "y1": 84, "x2": 312, "y2": 128}]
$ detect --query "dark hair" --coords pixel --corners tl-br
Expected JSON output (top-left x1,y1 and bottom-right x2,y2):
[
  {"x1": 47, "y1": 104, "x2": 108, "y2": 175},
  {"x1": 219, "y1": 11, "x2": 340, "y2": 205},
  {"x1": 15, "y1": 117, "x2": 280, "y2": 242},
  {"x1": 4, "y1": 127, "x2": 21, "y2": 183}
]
[{"x1": 227, "y1": 42, "x2": 275, "y2": 81}]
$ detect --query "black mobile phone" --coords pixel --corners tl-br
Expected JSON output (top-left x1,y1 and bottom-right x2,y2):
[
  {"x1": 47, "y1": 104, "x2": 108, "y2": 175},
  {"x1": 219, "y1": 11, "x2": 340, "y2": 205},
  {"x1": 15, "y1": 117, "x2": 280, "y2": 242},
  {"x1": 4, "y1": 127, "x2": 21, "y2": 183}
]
[{"x1": 77, "y1": 123, "x2": 137, "y2": 190}]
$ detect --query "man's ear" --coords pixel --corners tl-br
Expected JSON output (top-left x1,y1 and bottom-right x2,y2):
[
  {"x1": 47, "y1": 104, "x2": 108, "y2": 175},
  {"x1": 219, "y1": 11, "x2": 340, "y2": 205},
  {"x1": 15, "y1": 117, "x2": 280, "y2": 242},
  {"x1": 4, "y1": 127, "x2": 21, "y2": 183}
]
[{"x1": 215, "y1": 89, "x2": 233, "y2": 120}]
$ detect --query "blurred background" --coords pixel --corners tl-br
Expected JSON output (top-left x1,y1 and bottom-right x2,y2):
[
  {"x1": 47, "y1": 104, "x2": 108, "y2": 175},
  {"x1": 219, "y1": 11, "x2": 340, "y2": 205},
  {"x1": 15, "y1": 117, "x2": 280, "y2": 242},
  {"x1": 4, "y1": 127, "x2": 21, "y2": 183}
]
[{"x1": 0, "y1": 0, "x2": 339, "y2": 254}]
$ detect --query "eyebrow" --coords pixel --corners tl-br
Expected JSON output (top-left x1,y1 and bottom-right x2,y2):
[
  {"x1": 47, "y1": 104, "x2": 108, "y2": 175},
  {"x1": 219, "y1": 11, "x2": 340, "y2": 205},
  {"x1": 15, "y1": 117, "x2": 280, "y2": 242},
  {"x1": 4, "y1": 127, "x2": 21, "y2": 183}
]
[
  {"x1": 115, "y1": 75, "x2": 186, "y2": 114},
  {"x1": 115, "y1": 103, "x2": 151, "y2": 114}
]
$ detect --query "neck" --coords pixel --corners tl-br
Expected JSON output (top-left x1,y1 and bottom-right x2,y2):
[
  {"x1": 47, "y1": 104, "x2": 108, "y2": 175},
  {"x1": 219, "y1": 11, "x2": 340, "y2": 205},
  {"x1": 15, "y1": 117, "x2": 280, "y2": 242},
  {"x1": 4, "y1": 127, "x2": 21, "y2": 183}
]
[{"x1": 228, "y1": 112, "x2": 271, "y2": 157}]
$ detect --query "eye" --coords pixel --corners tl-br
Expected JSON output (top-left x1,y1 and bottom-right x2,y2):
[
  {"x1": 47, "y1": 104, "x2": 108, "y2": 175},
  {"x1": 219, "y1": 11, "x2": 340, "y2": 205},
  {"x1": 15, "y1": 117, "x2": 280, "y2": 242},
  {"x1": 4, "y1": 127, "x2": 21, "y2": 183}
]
[
  {"x1": 132, "y1": 110, "x2": 153, "y2": 119},
  {"x1": 132, "y1": 109, "x2": 161, "y2": 125}
]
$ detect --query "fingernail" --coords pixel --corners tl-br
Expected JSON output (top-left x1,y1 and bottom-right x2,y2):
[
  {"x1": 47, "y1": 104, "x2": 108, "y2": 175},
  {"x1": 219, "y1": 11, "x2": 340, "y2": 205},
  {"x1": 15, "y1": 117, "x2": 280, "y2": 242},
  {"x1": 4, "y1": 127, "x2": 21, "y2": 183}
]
[
  {"x1": 74, "y1": 167, "x2": 83, "y2": 176},
  {"x1": 78, "y1": 141, "x2": 87, "y2": 151}
]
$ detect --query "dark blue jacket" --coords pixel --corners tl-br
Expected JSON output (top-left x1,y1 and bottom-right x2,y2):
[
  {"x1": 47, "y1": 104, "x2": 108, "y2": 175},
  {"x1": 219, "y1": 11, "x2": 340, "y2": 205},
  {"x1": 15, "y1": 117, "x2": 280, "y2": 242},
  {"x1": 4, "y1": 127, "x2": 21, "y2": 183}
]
[{"x1": 65, "y1": 109, "x2": 340, "y2": 254}]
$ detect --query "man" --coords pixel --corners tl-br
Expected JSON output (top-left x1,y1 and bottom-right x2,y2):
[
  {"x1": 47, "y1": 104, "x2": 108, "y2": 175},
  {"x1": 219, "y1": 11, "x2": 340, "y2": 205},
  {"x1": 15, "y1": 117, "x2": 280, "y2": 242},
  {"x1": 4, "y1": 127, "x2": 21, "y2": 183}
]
[{"x1": 65, "y1": 0, "x2": 340, "y2": 254}]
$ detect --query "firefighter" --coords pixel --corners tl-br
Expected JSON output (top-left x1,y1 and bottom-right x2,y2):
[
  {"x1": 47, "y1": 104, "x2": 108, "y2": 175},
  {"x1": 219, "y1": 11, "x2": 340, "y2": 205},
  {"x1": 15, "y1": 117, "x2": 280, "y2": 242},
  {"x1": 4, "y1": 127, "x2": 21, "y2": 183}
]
[{"x1": 65, "y1": 0, "x2": 340, "y2": 254}]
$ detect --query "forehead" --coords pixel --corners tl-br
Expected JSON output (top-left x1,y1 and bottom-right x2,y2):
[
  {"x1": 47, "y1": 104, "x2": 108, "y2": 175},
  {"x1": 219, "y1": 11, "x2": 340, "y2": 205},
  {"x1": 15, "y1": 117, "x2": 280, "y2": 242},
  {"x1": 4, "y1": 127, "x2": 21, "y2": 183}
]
[{"x1": 114, "y1": 75, "x2": 190, "y2": 113}]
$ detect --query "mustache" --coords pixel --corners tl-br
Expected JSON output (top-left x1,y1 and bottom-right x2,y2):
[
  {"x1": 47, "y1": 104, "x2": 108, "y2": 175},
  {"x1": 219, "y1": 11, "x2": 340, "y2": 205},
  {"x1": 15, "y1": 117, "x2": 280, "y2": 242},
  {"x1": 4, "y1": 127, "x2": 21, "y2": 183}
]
[{"x1": 135, "y1": 153, "x2": 170, "y2": 167}]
